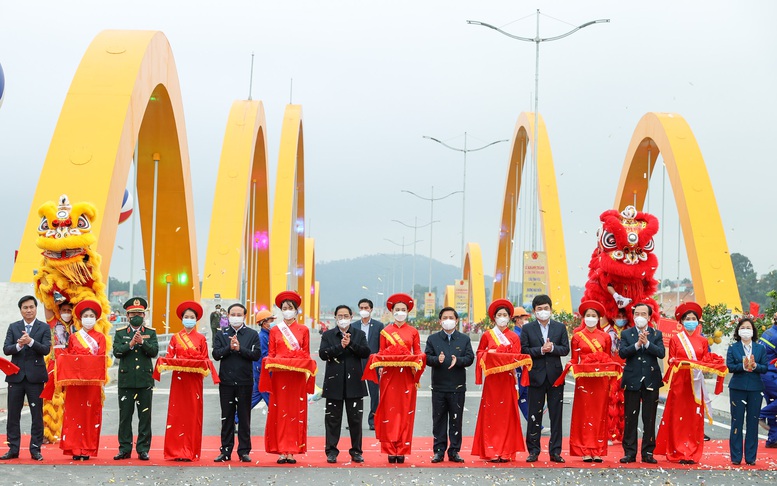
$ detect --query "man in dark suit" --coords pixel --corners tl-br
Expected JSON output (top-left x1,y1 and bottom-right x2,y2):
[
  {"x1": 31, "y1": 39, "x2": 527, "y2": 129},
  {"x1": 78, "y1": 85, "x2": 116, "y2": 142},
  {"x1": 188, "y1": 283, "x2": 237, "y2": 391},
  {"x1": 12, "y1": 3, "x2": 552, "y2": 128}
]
[
  {"x1": 319, "y1": 305, "x2": 371, "y2": 463},
  {"x1": 112, "y1": 297, "x2": 158, "y2": 461},
  {"x1": 424, "y1": 307, "x2": 474, "y2": 463},
  {"x1": 212, "y1": 303, "x2": 261, "y2": 463},
  {"x1": 356, "y1": 298, "x2": 383, "y2": 430},
  {"x1": 1, "y1": 295, "x2": 51, "y2": 461},
  {"x1": 520, "y1": 294, "x2": 570, "y2": 463},
  {"x1": 618, "y1": 302, "x2": 665, "y2": 464}
]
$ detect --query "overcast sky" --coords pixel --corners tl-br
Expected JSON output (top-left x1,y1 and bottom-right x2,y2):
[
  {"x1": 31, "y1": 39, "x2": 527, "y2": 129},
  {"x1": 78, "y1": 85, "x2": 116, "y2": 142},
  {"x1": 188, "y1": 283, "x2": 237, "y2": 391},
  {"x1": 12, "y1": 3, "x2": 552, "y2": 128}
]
[{"x1": 1, "y1": 0, "x2": 775, "y2": 292}]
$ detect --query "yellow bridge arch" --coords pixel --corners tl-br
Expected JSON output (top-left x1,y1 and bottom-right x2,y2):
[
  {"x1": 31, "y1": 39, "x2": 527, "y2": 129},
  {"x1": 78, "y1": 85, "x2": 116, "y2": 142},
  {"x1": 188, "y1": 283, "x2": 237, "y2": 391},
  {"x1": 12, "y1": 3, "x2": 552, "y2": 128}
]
[
  {"x1": 492, "y1": 112, "x2": 572, "y2": 311},
  {"x1": 614, "y1": 112, "x2": 741, "y2": 309},
  {"x1": 463, "y1": 242, "x2": 487, "y2": 324},
  {"x1": 11, "y1": 30, "x2": 199, "y2": 333},
  {"x1": 201, "y1": 100, "x2": 271, "y2": 315}
]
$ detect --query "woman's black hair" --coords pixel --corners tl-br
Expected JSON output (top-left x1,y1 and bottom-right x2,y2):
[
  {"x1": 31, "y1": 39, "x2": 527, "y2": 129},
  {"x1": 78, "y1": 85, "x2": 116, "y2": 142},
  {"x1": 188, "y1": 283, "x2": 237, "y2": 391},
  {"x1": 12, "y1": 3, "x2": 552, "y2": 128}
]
[{"x1": 733, "y1": 317, "x2": 758, "y2": 342}]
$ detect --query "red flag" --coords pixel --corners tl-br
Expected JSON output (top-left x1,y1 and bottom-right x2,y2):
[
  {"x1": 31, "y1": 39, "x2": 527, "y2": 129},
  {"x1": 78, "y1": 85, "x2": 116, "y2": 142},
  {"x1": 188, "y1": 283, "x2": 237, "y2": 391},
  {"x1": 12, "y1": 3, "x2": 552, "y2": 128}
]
[{"x1": 749, "y1": 302, "x2": 760, "y2": 317}]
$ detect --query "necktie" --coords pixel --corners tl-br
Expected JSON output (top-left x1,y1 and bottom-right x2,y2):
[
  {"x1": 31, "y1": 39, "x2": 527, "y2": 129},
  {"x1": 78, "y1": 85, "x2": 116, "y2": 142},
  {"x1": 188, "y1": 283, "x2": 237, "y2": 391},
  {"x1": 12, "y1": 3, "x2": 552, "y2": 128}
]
[{"x1": 25, "y1": 324, "x2": 31, "y2": 334}]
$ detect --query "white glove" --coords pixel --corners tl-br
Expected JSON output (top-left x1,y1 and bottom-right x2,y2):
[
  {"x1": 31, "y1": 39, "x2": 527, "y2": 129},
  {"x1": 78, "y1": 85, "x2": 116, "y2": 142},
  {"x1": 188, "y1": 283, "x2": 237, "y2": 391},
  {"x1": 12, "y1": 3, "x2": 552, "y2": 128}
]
[{"x1": 613, "y1": 292, "x2": 632, "y2": 309}]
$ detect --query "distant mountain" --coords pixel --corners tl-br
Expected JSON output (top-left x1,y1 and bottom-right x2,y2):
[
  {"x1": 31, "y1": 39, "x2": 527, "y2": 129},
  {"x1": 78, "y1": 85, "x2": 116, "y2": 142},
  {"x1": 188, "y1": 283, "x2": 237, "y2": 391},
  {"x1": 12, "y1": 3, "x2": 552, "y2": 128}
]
[{"x1": 315, "y1": 253, "x2": 585, "y2": 312}]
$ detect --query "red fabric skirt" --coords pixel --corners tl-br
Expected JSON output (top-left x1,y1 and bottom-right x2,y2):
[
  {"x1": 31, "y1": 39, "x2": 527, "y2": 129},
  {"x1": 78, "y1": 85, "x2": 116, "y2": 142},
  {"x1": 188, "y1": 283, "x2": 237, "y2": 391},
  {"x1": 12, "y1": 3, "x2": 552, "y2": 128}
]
[
  {"x1": 375, "y1": 366, "x2": 418, "y2": 455},
  {"x1": 655, "y1": 367, "x2": 705, "y2": 462},
  {"x1": 471, "y1": 370, "x2": 525, "y2": 459},
  {"x1": 264, "y1": 370, "x2": 309, "y2": 454},
  {"x1": 163, "y1": 371, "x2": 204, "y2": 461},
  {"x1": 569, "y1": 375, "x2": 610, "y2": 456},
  {"x1": 59, "y1": 385, "x2": 102, "y2": 456}
]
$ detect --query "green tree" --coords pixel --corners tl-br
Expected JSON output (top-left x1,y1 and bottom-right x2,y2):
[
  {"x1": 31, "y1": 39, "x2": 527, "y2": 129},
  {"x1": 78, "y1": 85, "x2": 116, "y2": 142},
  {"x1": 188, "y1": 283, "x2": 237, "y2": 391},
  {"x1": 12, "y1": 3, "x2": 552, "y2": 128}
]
[{"x1": 731, "y1": 253, "x2": 758, "y2": 308}]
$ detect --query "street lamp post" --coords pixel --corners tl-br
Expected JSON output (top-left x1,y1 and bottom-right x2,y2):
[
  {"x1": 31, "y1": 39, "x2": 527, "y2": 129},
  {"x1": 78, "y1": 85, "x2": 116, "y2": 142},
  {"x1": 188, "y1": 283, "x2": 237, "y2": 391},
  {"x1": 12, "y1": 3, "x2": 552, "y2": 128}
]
[
  {"x1": 385, "y1": 236, "x2": 422, "y2": 292},
  {"x1": 392, "y1": 217, "x2": 438, "y2": 309},
  {"x1": 423, "y1": 133, "x2": 508, "y2": 266},
  {"x1": 468, "y1": 10, "x2": 609, "y2": 248},
  {"x1": 402, "y1": 186, "x2": 462, "y2": 315}
]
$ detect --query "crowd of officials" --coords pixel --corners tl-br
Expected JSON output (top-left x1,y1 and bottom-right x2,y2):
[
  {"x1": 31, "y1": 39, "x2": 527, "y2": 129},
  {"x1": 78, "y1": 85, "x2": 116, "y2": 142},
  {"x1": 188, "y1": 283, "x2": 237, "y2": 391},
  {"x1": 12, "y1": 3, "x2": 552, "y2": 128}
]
[{"x1": 2, "y1": 291, "x2": 777, "y2": 467}]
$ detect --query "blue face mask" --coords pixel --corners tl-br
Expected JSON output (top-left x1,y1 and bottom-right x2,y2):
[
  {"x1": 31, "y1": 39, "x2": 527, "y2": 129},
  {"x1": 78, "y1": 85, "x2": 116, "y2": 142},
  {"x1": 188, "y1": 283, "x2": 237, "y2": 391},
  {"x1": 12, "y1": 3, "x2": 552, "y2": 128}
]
[
  {"x1": 182, "y1": 318, "x2": 196, "y2": 329},
  {"x1": 269, "y1": 322, "x2": 277, "y2": 329},
  {"x1": 683, "y1": 320, "x2": 699, "y2": 333},
  {"x1": 615, "y1": 319, "x2": 628, "y2": 328}
]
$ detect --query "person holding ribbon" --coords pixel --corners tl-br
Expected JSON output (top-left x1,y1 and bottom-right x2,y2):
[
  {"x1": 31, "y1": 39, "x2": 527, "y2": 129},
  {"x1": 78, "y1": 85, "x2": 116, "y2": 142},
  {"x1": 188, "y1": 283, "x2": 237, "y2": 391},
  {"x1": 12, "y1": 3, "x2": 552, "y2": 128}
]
[
  {"x1": 655, "y1": 302, "x2": 728, "y2": 464},
  {"x1": 261, "y1": 290, "x2": 315, "y2": 465},
  {"x1": 727, "y1": 317, "x2": 768, "y2": 465},
  {"x1": 58, "y1": 299, "x2": 106, "y2": 461},
  {"x1": 603, "y1": 308, "x2": 629, "y2": 446},
  {"x1": 472, "y1": 299, "x2": 530, "y2": 463},
  {"x1": 362, "y1": 292, "x2": 425, "y2": 464},
  {"x1": 562, "y1": 300, "x2": 616, "y2": 463},
  {"x1": 156, "y1": 301, "x2": 218, "y2": 462}
]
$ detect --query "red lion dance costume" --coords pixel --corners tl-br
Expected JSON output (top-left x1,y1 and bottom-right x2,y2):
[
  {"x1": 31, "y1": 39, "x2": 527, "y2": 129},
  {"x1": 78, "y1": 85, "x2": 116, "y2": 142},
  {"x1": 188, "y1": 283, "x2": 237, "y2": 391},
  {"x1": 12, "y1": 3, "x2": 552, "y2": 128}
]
[{"x1": 582, "y1": 205, "x2": 660, "y2": 443}]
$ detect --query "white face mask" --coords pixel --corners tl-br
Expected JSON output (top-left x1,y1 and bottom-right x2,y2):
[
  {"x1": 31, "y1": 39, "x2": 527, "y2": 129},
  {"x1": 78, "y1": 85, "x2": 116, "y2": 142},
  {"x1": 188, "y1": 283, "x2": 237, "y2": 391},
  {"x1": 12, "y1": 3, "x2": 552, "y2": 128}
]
[
  {"x1": 739, "y1": 328, "x2": 753, "y2": 340},
  {"x1": 60, "y1": 313, "x2": 72, "y2": 323},
  {"x1": 229, "y1": 316, "x2": 244, "y2": 327},
  {"x1": 182, "y1": 318, "x2": 197, "y2": 329},
  {"x1": 282, "y1": 309, "x2": 297, "y2": 320},
  {"x1": 81, "y1": 317, "x2": 96, "y2": 330},
  {"x1": 535, "y1": 310, "x2": 551, "y2": 321},
  {"x1": 634, "y1": 316, "x2": 648, "y2": 328},
  {"x1": 584, "y1": 316, "x2": 598, "y2": 328},
  {"x1": 495, "y1": 316, "x2": 510, "y2": 327},
  {"x1": 441, "y1": 319, "x2": 456, "y2": 331},
  {"x1": 393, "y1": 311, "x2": 408, "y2": 322},
  {"x1": 359, "y1": 309, "x2": 371, "y2": 319},
  {"x1": 337, "y1": 319, "x2": 350, "y2": 329}
]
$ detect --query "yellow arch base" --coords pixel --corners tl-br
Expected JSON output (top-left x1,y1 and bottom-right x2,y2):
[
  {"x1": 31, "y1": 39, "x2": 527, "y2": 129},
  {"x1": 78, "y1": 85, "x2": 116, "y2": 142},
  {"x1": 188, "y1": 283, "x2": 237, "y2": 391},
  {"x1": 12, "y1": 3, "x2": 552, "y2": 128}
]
[
  {"x1": 270, "y1": 105, "x2": 308, "y2": 320},
  {"x1": 303, "y1": 237, "x2": 315, "y2": 329},
  {"x1": 493, "y1": 112, "x2": 571, "y2": 311},
  {"x1": 11, "y1": 30, "x2": 199, "y2": 333},
  {"x1": 202, "y1": 100, "x2": 271, "y2": 314},
  {"x1": 615, "y1": 112, "x2": 741, "y2": 309},
  {"x1": 443, "y1": 285, "x2": 455, "y2": 309},
  {"x1": 463, "y1": 243, "x2": 487, "y2": 324}
]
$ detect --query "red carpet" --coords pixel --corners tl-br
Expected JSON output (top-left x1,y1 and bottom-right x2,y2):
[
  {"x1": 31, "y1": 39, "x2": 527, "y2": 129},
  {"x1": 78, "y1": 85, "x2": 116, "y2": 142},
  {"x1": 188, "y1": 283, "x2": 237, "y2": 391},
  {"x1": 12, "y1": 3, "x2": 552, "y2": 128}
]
[{"x1": 2, "y1": 435, "x2": 776, "y2": 469}]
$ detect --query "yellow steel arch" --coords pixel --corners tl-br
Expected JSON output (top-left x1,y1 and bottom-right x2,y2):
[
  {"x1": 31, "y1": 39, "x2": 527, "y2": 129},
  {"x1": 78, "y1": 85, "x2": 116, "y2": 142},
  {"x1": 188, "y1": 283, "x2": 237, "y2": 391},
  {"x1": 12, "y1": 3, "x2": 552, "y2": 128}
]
[
  {"x1": 493, "y1": 112, "x2": 571, "y2": 311},
  {"x1": 201, "y1": 100, "x2": 271, "y2": 313},
  {"x1": 444, "y1": 285, "x2": 455, "y2": 309},
  {"x1": 11, "y1": 30, "x2": 198, "y2": 333},
  {"x1": 463, "y1": 243, "x2": 487, "y2": 324},
  {"x1": 614, "y1": 112, "x2": 741, "y2": 309},
  {"x1": 270, "y1": 105, "x2": 307, "y2": 313},
  {"x1": 303, "y1": 237, "x2": 315, "y2": 328},
  {"x1": 313, "y1": 280, "x2": 320, "y2": 329}
]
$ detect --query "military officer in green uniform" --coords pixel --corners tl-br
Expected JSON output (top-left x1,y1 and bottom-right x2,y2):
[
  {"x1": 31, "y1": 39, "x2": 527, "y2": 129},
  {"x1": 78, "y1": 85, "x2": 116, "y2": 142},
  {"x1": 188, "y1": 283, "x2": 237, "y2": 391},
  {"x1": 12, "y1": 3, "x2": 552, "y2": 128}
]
[{"x1": 112, "y1": 297, "x2": 158, "y2": 461}]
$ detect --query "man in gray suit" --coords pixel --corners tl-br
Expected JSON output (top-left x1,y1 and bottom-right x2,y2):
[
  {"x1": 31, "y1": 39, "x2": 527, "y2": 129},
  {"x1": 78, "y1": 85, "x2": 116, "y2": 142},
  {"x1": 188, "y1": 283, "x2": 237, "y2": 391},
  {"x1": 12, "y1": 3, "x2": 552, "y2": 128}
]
[{"x1": 356, "y1": 298, "x2": 383, "y2": 430}]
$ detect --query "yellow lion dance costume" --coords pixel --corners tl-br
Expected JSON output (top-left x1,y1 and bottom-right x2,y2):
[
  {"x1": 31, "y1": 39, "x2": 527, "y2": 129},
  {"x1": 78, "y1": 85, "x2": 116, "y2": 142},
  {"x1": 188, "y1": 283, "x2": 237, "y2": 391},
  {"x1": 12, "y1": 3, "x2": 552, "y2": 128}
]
[{"x1": 34, "y1": 194, "x2": 112, "y2": 443}]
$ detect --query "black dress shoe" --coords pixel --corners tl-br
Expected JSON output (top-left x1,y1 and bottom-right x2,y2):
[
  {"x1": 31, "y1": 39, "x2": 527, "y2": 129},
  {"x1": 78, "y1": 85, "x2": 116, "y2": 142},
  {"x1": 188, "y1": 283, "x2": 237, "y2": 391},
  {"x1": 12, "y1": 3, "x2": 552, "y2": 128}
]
[
  {"x1": 114, "y1": 452, "x2": 131, "y2": 460},
  {"x1": 369, "y1": 424, "x2": 375, "y2": 431},
  {"x1": 276, "y1": 457, "x2": 288, "y2": 464},
  {"x1": 679, "y1": 459, "x2": 695, "y2": 465},
  {"x1": 327, "y1": 454, "x2": 337, "y2": 464},
  {"x1": 174, "y1": 458, "x2": 192, "y2": 462},
  {"x1": 287, "y1": 457, "x2": 297, "y2": 464},
  {"x1": 732, "y1": 460, "x2": 741, "y2": 465},
  {"x1": 138, "y1": 452, "x2": 149, "y2": 461},
  {"x1": 703, "y1": 434, "x2": 711, "y2": 442},
  {"x1": 526, "y1": 454, "x2": 539, "y2": 463},
  {"x1": 388, "y1": 455, "x2": 397, "y2": 463},
  {"x1": 746, "y1": 461, "x2": 756, "y2": 466},
  {"x1": 214, "y1": 454, "x2": 231, "y2": 462},
  {"x1": 619, "y1": 456, "x2": 636, "y2": 463},
  {"x1": 449, "y1": 452, "x2": 465, "y2": 463},
  {"x1": 239, "y1": 454, "x2": 251, "y2": 463},
  {"x1": 0, "y1": 451, "x2": 18, "y2": 460},
  {"x1": 642, "y1": 455, "x2": 657, "y2": 464},
  {"x1": 431, "y1": 452, "x2": 444, "y2": 463},
  {"x1": 31, "y1": 452, "x2": 43, "y2": 461},
  {"x1": 351, "y1": 454, "x2": 364, "y2": 463},
  {"x1": 397, "y1": 455, "x2": 405, "y2": 463},
  {"x1": 549, "y1": 454, "x2": 565, "y2": 463}
]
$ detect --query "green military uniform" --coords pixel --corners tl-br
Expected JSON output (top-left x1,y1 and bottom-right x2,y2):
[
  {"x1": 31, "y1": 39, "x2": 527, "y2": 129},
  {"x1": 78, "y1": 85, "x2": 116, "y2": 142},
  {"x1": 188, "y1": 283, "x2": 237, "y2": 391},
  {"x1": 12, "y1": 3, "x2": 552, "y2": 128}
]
[{"x1": 113, "y1": 297, "x2": 158, "y2": 457}]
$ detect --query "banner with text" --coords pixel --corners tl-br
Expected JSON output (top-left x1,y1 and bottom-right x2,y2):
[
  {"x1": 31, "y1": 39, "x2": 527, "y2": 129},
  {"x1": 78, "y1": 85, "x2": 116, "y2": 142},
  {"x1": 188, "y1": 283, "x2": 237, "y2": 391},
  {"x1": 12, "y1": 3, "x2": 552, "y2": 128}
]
[
  {"x1": 424, "y1": 292, "x2": 436, "y2": 317},
  {"x1": 522, "y1": 251, "x2": 548, "y2": 305},
  {"x1": 454, "y1": 280, "x2": 469, "y2": 316}
]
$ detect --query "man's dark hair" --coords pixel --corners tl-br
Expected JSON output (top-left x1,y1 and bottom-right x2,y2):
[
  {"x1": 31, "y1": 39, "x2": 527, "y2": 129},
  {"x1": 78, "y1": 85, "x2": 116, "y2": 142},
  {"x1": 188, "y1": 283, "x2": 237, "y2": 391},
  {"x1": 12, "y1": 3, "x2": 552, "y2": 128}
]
[
  {"x1": 227, "y1": 303, "x2": 247, "y2": 315},
  {"x1": 335, "y1": 305, "x2": 353, "y2": 317},
  {"x1": 438, "y1": 307, "x2": 458, "y2": 319},
  {"x1": 358, "y1": 298, "x2": 374, "y2": 309},
  {"x1": 531, "y1": 294, "x2": 552, "y2": 309},
  {"x1": 632, "y1": 302, "x2": 653, "y2": 316},
  {"x1": 733, "y1": 317, "x2": 759, "y2": 342},
  {"x1": 18, "y1": 295, "x2": 38, "y2": 309}
]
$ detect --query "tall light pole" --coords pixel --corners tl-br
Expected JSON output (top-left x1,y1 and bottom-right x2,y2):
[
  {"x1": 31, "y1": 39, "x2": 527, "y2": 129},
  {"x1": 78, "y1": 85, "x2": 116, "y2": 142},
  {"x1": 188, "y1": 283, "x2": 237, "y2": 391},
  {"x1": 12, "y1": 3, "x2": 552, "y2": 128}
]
[
  {"x1": 392, "y1": 217, "x2": 438, "y2": 307},
  {"x1": 402, "y1": 187, "x2": 462, "y2": 314},
  {"x1": 423, "y1": 133, "x2": 508, "y2": 266},
  {"x1": 468, "y1": 10, "x2": 609, "y2": 248},
  {"x1": 385, "y1": 237, "x2": 422, "y2": 292}
]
